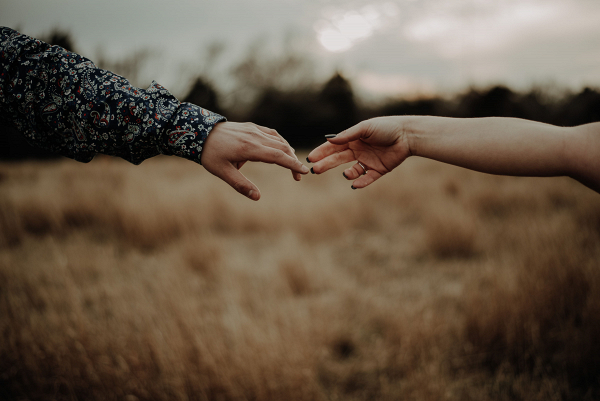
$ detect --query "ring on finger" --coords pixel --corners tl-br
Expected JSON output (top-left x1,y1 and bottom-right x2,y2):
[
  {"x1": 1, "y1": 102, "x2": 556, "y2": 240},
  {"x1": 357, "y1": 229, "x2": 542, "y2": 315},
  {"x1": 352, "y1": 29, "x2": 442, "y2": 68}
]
[{"x1": 358, "y1": 162, "x2": 367, "y2": 175}]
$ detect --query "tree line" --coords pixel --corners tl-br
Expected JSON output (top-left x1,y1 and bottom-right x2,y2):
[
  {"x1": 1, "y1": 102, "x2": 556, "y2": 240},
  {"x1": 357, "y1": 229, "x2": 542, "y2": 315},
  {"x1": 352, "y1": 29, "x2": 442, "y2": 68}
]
[{"x1": 2, "y1": 30, "x2": 599, "y2": 159}]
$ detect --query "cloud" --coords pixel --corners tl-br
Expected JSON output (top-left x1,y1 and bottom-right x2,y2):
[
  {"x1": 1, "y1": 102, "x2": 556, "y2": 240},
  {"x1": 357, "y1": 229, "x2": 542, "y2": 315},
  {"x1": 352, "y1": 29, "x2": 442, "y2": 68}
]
[
  {"x1": 403, "y1": 0, "x2": 565, "y2": 58},
  {"x1": 2, "y1": 0, "x2": 600, "y2": 96},
  {"x1": 314, "y1": 2, "x2": 400, "y2": 52}
]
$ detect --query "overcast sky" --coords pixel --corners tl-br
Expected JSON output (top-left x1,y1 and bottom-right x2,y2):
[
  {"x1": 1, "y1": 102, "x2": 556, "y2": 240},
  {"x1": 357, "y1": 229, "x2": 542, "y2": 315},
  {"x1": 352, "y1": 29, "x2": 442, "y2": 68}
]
[{"x1": 2, "y1": 0, "x2": 600, "y2": 99}]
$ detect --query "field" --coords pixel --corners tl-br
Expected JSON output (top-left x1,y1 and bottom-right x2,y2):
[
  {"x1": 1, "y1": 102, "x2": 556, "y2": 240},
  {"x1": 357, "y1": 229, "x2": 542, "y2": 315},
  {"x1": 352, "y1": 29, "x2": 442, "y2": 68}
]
[{"x1": 1, "y1": 154, "x2": 599, "y2": 401}]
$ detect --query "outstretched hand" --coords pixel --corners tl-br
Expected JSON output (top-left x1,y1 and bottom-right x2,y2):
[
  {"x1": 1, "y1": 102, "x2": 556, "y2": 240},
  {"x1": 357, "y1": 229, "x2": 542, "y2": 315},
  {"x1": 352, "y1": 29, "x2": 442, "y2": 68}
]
[
  {"x1": 201, "y1": 122, "x2": 309, "y2": 200},
  {"x1": 307, "y1": 117, "x2": 411, "y2": 189}
]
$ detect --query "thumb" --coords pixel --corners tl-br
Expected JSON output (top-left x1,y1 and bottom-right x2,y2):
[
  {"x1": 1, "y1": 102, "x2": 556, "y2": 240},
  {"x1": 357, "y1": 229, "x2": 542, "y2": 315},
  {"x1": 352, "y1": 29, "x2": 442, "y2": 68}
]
[
  {"x1": 327, "y1": 121, "x2": 368, "y2": 145},
  {"x1": 217, "y1": 163, "x2": 261, "y2": 201}
]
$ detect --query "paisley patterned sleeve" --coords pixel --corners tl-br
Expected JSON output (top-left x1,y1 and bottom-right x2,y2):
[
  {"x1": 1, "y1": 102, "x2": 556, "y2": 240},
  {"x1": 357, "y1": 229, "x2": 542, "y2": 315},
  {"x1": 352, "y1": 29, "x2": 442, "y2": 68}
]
[{"x1": 0, "y1": 26, "x2": 226, "y2": 165}]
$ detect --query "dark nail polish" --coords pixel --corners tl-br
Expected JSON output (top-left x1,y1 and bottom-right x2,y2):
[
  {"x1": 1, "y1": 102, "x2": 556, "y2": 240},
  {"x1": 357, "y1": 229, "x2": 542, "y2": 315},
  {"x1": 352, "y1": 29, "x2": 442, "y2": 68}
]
[
  {"x1": 310, "y1": 167, "x2": 315, "y2": 174},
  {"x1": 342, "y1": 172, "x2": 348, "y2": 179},
  {"x1": 351, "y1": 185, "x2": 356, "y2": 190},
  {"x1": 306, "y1": 157, "x2": 311, "y2": 163},
  {"x1": 325, "y1": 134, "x2": 337, "y2": 138}
]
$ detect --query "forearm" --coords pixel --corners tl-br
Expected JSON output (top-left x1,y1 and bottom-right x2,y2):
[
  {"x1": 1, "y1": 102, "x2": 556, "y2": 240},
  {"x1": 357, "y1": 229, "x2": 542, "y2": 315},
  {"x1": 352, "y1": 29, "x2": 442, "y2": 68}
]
[
  {"x1": 404, "y1": 116, "x2": 574, "y2": 178},
  {"x1": 566, "y1": 122, "x2": 600, "y2": 192},
  {"x1": 309, "y1": 110, "x2": 599, "y2": 192}
]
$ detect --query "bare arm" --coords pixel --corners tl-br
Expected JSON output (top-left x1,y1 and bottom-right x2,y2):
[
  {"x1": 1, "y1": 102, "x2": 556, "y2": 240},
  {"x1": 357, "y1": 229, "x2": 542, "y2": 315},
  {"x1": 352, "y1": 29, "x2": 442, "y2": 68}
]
[
  {"x1": 566, "y1": 121, "x2": 600, "y2": 193},
  {"x1": 407, "y1": 117, "x2": 571, "y2": 176},
  {"x1": 307, "y1": 116, "x2": 600, "y2": 193}
]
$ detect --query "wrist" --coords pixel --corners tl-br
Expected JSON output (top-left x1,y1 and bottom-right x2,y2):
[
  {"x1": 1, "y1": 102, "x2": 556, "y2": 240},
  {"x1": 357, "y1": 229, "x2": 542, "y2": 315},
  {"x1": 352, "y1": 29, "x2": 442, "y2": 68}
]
[
  {"x1": 398, "y1": 116, "x2": 419, "y2": 158},
  {"x1": 566, "y1": 123, "x2": 600, "y2": 187}
]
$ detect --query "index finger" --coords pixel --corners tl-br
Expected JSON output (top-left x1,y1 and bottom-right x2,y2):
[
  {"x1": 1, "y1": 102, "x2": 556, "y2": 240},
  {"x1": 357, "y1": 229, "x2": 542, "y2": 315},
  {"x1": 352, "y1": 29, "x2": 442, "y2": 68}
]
[
  {"x1": 327, "y1": 121, "x2": 369, "y2": 145},
  {"x1": 249, "y1": 147, "x2": 310, "y2": 175},
  {"x1": 307, "y1": 141, "x2": 348, "y2": 163},
  {"x1": 254, "y1": 125, "x2": 302, "y2": 181}
]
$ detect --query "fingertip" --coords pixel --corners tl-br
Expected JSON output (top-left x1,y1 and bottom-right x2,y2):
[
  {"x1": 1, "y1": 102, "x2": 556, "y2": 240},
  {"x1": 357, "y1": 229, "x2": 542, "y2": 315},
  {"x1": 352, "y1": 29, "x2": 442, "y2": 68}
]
[
  {"x1": 248, "y1": 189, "x2": 260, "y2": 201},
  {"x1": 343, "y1": 167, "x2": 357, "y2": 180}
]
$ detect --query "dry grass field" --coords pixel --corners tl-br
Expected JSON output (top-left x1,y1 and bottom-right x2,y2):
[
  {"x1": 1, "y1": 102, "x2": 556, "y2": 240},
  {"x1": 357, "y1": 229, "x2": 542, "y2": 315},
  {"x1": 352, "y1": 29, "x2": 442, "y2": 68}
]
[{"x1": 1, "y1": 153, "x2": 599, "y2": 400}]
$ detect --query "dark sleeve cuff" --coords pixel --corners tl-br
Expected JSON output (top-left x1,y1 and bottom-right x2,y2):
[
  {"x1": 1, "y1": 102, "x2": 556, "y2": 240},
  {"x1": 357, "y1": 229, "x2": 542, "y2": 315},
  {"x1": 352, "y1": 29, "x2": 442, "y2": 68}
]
[{"x1": 159, "y1": 102, "x2": 226, "y2": 165}]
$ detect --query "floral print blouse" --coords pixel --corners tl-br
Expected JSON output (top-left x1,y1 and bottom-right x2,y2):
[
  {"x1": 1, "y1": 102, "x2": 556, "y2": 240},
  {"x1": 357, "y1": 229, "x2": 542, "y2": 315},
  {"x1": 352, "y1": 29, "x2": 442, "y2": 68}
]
[{"x1": 0, "y1": 27, "x2": 225, "y2": 165}]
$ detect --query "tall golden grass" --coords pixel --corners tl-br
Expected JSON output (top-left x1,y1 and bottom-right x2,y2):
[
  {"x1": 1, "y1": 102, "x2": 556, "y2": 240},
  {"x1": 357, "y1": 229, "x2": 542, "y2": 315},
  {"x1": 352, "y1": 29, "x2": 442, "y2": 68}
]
[{"x1": 1, "y1": 154, "x2": 599, "y2": 400}]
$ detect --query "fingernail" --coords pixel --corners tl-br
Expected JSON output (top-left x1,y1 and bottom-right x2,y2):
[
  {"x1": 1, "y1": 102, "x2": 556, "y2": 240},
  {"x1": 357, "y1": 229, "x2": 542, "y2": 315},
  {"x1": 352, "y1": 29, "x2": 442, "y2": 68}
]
[
  {"x1": 325, "y1": 134, "x2": 337, "y2": 139},
  {"x1": 310, "y1": 167, "x2": 315, "y2": 174},
  {"x1": 306, "y1": 156, "x2": 311, "y2": 163},
  {"x1": 351, "y1": 185, "x2": 356, "y2": 190},
  {"x1": 342, "y1": 172, "x2": 348, "y2": 179},
  {"x1": 248, "y1": 190, "x2": 257, "y2": 200},
  {"x1": 301, "y1": 165, "x2": 310, "y2": 174}
]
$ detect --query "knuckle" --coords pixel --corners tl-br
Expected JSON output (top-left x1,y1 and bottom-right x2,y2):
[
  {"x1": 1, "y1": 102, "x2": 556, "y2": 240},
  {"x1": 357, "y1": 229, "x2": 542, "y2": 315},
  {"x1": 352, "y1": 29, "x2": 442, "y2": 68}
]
[
  {"x1": 238, "y1": 139, "x2": 254, "y2": 154},
  {"x1": 243, "y1": 122, "x2": 257, "y2": 133},
  {"x1": 276, "y1": 149, "x2": 287, "y2": 159},
  {"x1": 356, "y1": 120, "x2": 368, "y2": 131}
]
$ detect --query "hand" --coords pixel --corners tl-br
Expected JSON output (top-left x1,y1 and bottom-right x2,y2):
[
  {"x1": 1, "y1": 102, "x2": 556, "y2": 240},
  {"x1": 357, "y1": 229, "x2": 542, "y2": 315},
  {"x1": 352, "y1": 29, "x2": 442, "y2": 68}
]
[
  {"x1": 201, "y1": 122, "x2": 309, "y2": 200},
  {"x1": 307, "y1": 117, "x2": 411, "y2": 189}
]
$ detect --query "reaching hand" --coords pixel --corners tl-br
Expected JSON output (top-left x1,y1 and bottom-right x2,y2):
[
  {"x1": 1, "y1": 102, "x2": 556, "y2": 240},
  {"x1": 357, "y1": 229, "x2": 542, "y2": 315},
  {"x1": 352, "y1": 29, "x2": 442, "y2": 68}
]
[
  {"x1": 201, "y1": 122, "x2": 309, "y2": 200},
  {"x1": 306, "y1": 117, "x2": 410, "y2": 189}
]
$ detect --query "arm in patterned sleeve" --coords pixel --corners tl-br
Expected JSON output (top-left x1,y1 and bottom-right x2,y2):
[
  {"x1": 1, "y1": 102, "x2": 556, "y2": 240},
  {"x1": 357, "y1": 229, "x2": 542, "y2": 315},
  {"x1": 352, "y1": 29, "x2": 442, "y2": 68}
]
[{"x1": 0, "y1": 26, "x2": 226, "y2": 165}]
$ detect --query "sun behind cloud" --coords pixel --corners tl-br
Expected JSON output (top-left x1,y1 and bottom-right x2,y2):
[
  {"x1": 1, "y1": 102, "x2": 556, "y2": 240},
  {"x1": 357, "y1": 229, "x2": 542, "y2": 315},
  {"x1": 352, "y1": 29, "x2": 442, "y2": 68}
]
[{"x1": 314, "y1": 2, "x2": 399, "y2": 52}]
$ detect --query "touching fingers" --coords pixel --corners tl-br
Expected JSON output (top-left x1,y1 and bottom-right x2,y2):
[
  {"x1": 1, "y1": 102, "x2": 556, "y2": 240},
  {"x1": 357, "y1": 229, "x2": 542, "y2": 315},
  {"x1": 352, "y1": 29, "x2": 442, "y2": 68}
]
[{"x1": 310, "y1": 149, "x2": 355, "y2": 174}]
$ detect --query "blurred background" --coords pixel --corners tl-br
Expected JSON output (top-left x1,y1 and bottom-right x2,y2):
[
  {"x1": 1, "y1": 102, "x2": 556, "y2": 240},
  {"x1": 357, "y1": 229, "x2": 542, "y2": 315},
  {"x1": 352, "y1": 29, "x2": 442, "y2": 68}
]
[
  {"x1": 2, "y1": 0, "x2": 600, "y2": 155},
  {"x1": 1, "y1": 1, "x2": 600, "y2": 400}
]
